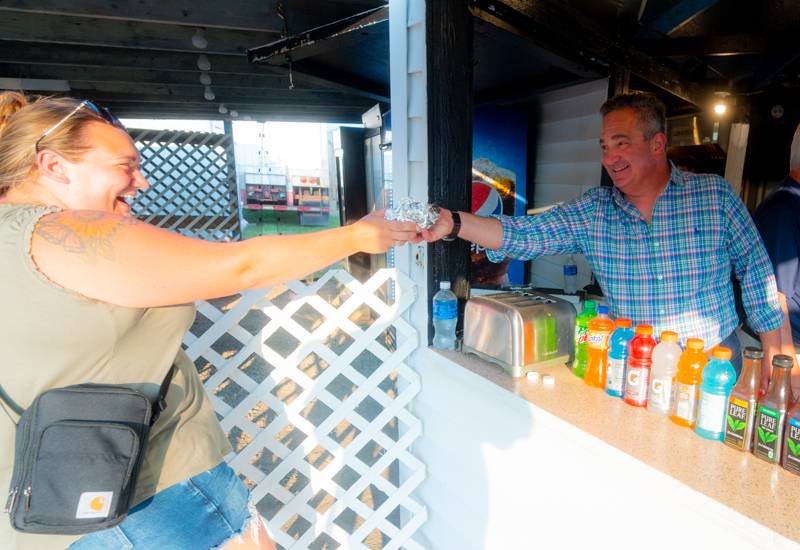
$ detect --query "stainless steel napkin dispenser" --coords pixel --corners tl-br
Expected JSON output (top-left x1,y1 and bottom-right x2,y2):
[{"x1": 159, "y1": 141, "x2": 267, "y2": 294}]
[{"x1": 462, "y1": 290, "x2": 576, "y2": 377}]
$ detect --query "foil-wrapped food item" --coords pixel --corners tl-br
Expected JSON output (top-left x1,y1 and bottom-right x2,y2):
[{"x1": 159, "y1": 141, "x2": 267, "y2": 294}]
[{"x1": 384, "y1": 198, "x2": 440, "y2": 229}]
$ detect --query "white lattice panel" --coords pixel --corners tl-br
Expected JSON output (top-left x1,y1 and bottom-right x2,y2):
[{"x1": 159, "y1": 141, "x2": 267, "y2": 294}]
[{"x1": 183, "y1": 269, "x2": 427, "y2": 549}]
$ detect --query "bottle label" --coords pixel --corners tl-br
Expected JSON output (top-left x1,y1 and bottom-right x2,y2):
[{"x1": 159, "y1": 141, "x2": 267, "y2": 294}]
[
  {"x1": 574, "y1": 325, "x2": 588, "y2": 347},
  {"x1": 674, "y1": 383, "x2": 698, "y2": 423},
  {"x1": 784, "y1": 418, "x2": 800, "y2": 474},
  {"x1": 755, "y1": 405, "x2": 784, "y2": 462},
  {"x1": 586, "y1": 329, "x2": 610, "y2": 351},
  {"x1": 563, "y1": 264, "x2": 578, "y2": 276},
  {"x1": 605, "y1": 356, "x2": 625, "y2": 393},
  {"x1": 624, "y1": 367, "x2": 649, "y2": 404},
  {"x1": 724, "y1": 397, "x2": 752, "y2": 450},
  {"x1": 433, "y1": 300, "x2": 457, "y2": 320},
  {"x1": 649, "y1": 376, "x2": 673, "y2": 412},
  {"x1": 696, "y1": 391, "x2": 728, "y2": 434}
]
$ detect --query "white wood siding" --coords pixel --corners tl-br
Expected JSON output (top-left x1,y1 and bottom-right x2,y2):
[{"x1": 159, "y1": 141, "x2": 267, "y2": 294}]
[{"x1": 528, "y1": 79, "x2": 608, "y2": 290}]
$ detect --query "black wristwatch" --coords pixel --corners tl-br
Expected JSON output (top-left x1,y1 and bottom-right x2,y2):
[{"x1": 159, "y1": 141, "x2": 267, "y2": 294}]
[{"x1": 442, "y1": 211, "x2": 461, "y2": 242}]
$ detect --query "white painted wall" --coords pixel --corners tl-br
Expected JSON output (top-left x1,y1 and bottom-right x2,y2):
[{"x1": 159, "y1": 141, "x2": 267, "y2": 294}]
[
  {"x1": 412, "y1": 349, "x2": 797, "y2": 549},
  {"x1": 527, "y1": 79, "x2": 608, "y2": 290}
]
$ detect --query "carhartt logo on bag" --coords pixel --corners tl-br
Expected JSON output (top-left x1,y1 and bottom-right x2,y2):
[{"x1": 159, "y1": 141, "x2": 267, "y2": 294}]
[{"x1": 76, "y1": 492, "x2": 113, "y2": 519}]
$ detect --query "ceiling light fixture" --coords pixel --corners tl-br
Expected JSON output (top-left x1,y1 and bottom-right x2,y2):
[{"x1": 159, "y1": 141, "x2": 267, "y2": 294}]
[
  {"x1": 197, "y1": 54, "x2": 211, "y2": 71},
  {"x1": 191, "y1": 28, "x2": 208, "y2": 49},
  {"x1": 713, "y1": 91, "x2": 730, "y2": 116},
  {"x1": 203, "y1": 86, "x2": 215, "y2": 101},
  {"x1": 230, "y1": 110, "x2": 239, "y2": 118},
  {"x1": 218, "y1": 104, "x2": 228, "y2": 114},
  {"x1": 199, "y1": 72, "x2": 212, "y2": 86}
]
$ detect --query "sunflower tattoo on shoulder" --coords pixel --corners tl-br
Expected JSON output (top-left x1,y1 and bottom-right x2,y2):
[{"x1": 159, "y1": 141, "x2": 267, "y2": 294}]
[{"x1": 35, "y1": 211, "x2": 137, "y2": 263}]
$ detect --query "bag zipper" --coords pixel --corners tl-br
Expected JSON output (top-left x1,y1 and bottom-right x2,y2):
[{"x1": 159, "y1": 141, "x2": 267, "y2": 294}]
[{"x1": 3, "y1": 487, "x2": 17, "y2": 514}]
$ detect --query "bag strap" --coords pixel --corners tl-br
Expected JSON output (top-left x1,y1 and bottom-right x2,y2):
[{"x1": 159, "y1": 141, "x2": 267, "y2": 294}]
[
  {"x1": 0, "y1": 364, "x2": 178, "y2": 426},
  {"x1": 0, "y1": 384, "x2": 23, "y2": 417},
  {"x1": 150, "y1": 365, "x2": 177, "y2": 426}
]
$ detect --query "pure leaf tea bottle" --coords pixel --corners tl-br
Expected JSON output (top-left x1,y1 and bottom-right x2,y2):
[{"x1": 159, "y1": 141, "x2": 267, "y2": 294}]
[
  {"x1": 782, "y1": 391, "x2": 800, "y2": 475},
  {"x1": 754, "y1": 355, "x2": 795, "y2": 463},
  {"x1": 723, "y1": 347, "x2": 763, "y2": 451}
]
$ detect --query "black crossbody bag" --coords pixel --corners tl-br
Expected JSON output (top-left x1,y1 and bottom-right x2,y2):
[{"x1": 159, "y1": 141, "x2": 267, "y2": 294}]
[{"x1": 1, "y1": 366, "x2": 175, "y2": 535}]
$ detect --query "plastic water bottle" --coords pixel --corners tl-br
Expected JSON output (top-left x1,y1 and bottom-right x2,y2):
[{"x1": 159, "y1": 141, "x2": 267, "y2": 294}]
[
  {"x1": 563, "y1": 255, "x2": 578, "y2": 294},
  {"x1": 432, "y1": 281, "x2": 458, "y2": 350}
]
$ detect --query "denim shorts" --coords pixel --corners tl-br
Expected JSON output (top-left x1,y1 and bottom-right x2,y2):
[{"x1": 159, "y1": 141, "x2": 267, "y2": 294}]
[{"x1": 69, "y1": 462, "x2": 253, "y2": 550}]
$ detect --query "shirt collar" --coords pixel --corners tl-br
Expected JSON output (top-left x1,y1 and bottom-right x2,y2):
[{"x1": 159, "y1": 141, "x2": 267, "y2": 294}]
[{"x1": 610, "y1": 161, "x2": 683, "y2": 220}]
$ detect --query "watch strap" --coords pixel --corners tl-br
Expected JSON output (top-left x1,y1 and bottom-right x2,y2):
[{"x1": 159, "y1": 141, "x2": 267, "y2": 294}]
[{"x1": 443, "y1": 211, "x2": 461, "y2": 242}]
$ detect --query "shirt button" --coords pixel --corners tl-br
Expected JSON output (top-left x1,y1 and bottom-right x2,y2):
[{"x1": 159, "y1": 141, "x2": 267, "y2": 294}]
[
  {"x1": 660, "y1": 309, "x2": 666, "y2": 315},
  {"x1": 654, "y1": 241, "x2": 661, "y2": 247},
  {"x1": 657, "y1": 275, "x2": 664, "y2": 281}
]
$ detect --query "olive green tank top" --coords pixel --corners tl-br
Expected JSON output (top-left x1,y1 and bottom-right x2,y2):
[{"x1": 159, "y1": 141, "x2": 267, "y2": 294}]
[{"x1": 0, "y1": 204, "x2": 231, "y2": 549}]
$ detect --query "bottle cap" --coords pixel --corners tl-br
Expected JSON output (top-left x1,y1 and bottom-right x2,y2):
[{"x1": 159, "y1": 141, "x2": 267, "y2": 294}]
[
  {"x1": 615, "y1": 318, "x2": 632, "y2": 328},
  {"x1": 686, "y1": 337, "x2": 704, "y2": 350},
  {"x1": 584, "y1": 299, "x2": 596, "y2": 311},
  {"x1": 772, "y1": 354, "x2": 794, "y2": 369},
  {"x1": 542, "y1": 374, "x2": 555, "y2": 386},
  {"x1": 711, "y1": 346, "x2": 732, "y2": 360},
  {"x1": 743, "y1": 347, "x2": 764, "y2": 360},
  {"x1": 635, "y1": 324, "x2": 653, "y2": 335},
  {"x1": 597, "y1": 305, "x2": 609, "y2": 315},
  {"x1": 439, "y1": 281, "x2": 450, "y2": 290},
  {"x1": 526, "y1": 371, "x2": 540, "y2": 382},
  {"x1": 660, "y1": 331, "x2": 678, "y2": 343}
]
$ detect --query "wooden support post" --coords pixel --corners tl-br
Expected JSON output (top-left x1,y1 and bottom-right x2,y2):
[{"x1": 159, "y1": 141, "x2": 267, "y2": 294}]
[{"x1": 426, "y1": 2, "x2": 474, "y2": 342}]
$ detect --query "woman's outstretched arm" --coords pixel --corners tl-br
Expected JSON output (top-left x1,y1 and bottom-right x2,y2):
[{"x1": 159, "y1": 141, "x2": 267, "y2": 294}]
[{"x1": 31, "y1": 209, "x2": 418, "y2": 308}]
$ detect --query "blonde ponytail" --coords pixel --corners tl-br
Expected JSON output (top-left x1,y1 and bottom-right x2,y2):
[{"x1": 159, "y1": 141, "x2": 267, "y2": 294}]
[{"x1": 0, "y1": 93, "x2": 99, "y2": 197}]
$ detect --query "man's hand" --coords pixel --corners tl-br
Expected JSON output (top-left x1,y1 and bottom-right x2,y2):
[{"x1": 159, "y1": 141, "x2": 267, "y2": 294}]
[{"x1": 420, "y1": 207, "x2": 454, "y2": 243}]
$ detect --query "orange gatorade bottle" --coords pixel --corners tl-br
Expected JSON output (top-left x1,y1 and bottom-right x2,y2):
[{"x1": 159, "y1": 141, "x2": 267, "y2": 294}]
[
  {"x1": 671, "y1": 338, "x2": 708, "y2": 428},
  {"x1": 584, "y1": 305, "x2": 616, "y2": 389}
]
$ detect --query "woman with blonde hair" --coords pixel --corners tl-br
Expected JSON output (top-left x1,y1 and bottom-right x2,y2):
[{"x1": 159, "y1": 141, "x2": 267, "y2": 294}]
[{"x1": 0, "y1": 92, "x2": 419, "y2": 549}]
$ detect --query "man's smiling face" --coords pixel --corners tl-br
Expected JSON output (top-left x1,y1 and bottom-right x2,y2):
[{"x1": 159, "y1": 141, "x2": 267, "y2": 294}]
[{"x1": 600, "y1": 107, "x2": 665, "y2": 196}]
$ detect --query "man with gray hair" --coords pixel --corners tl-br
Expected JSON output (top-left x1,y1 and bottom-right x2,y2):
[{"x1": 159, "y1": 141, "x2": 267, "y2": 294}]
[
  {"x1": 753, "y1": 123, "x2": 800, "y2": 347},
  {"x1": 424, "y1": 92, "x2": 785, "y2": 377}
]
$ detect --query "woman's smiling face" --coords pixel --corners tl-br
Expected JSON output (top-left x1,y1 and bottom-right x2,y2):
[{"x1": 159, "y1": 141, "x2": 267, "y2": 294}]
[{"x1": 58, "y1": 121, "x2": 149, "y2": 216}]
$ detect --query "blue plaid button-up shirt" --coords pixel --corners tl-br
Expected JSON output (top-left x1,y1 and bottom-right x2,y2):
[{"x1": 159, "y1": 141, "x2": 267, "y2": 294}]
[{"x1": 486, "y1": 166, "x2": 783, "y2": 346}]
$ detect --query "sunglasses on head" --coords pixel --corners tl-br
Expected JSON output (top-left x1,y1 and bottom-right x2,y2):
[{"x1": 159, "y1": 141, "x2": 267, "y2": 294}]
[{"x1": 34, "y1": 100, "x2": 125, "y2": 153}]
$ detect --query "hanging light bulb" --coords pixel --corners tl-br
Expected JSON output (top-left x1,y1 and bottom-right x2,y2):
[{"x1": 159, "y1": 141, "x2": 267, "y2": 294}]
[
  {"x1": 199, "y1": 72, "x2": 212, "y2": 86},
  {"x1": 712, "y1": 91, "x2": 730, "y2": 117},
  {"x1": 230, "y1": 110, "x2": 239, "y2": 117},
  {"x1": 197, "y1": 54, "x2": 211, "y2": 71},
  {"x1": 191, "y1": 28, "x2": 208, "y2": 49},
  {"x1": 203, "y1": 86, "x2": 215, "y2": 101},
  {"x1": 218, "y1": 104, "x2": 228, "y2": 114}
]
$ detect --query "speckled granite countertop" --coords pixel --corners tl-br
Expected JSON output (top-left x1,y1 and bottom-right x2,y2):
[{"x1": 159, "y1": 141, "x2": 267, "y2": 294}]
[{"x1": 432, "y1": 348, "x2": 800, "y2": 544}]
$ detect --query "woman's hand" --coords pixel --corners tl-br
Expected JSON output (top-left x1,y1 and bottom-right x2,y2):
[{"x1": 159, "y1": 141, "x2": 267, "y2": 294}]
[
  {"x1": 353, "y1": 209, "x2": 421, "y2": 253},
  {"x1": 420, "y1": 207, "x2": 454, "y2": 243}
]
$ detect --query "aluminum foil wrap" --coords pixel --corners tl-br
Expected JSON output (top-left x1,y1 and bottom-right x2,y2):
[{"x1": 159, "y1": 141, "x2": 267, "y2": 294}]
[{"x1": 384, "y1": 198, "x2": 440, "y2": 229}]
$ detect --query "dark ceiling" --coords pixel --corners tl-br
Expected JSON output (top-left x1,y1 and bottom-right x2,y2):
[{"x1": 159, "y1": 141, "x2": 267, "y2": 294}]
[{"x1": 0, "y1": 0, "x2": 798, "y2": 122}]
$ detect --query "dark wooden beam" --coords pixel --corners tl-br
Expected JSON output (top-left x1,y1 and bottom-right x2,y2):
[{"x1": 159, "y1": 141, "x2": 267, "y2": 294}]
[
  {"x1": 426, "y1": 2, "x2": 473, "y2": 343},
  {"x1": 645, "y1": 0, "x2": 719, "y2": 36},
  {"x1": 635, "y1": 34, "x2": 782, "y2": 57},
  {"x1": 291, "y1": 60, "x2": 389, "y2": 103},
  {"x1": 62, "y1": 84, "x2": 374, "y2": 109},
  {"x1": 0, "y1": 11, "x2": 279, "y2": 55},
  {"x1": 0, "y1": 42, "x2": 387, "y2": 102},
  {"x1": 470, "y1": 2, "x2": 603, "y2": 80},
  {"x1": 0, "y1": 0, "x2": 381, "y2": 32},
  {"x1": 0, "y1": 63, "x2": 297, "y2": 91},
  {"x1": 473, "y1": 0, "x2": 708, "y2": 107},
  {"x1": 475, "y1": 71, "x2": 587, "y2": 106},
  {"x1": 248, "y1": 6, "x2": 387, "y2": 65}
]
